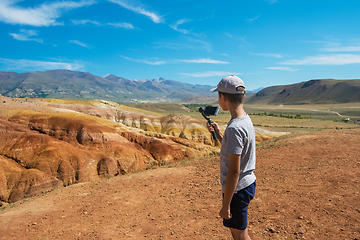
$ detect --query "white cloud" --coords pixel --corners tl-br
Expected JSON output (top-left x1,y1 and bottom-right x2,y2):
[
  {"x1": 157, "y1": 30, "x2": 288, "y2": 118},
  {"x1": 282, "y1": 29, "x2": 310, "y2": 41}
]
[
  {"x1": 71, "y1": 19, "x2": 135, "y2": 29},
  {"x1": 180, "y1": 71, "x2": 240, "y2": 78},
  {"x1": 72, "y1": 19, "x2": 101, "y2": 26},
  {"x1": 69, "y1": 40, "x2": 92, "y2": 48},
  {"x1": 246, "y1": 15, "x2": 260, "y2": 22},
  {"x1": 281, "y1": 54, "x2": 360, "y2": 65},
  {"x1": 120, "y1": 56, "x2": 228, "y2": 65},
  {"x1": 251, "y1": 52, "x2": 283, "y2": 58},
  {"x1": 265, "y1": 0, "x2": 279, "y2": 3},
  {"x1": 321, "y1": 45, "x2": 360, "y2": 52},
  {"x1": 9, "y1": 29, "x2": 43, "y2": 43},
  {"x1": 142, "y1": 60, "x2": 166, "y2": 65},
  {"x1": 0, "y1": 0, "x2": 96, "y2": 27},
  {"x1": 223, "y1": 32, "x2": 247, "y2": 44},
  {"x1": 121, "y1": 56, "x2": 166, "y2": 65},
  {"x1": 107, "y1": 0, "x2": 163, "y2": 23},
  {"x1": 107, "y1": 22, "x2": 134, "y2": 29},
  {"x1": 0, "y1": 58, "x2": 84, "y2": 71},
  {"x1": 267, "y1": 66, "x2": 298, "y2": 72},
  {"x1": 154, "y1": 38, "x2": 212, "y2": 52},
  {"x1": 177, "y1": 58, "x2": 229, "y2": 64},
  {"x1": 170, "y1": 19, "x2": 191, "y2": 34}
]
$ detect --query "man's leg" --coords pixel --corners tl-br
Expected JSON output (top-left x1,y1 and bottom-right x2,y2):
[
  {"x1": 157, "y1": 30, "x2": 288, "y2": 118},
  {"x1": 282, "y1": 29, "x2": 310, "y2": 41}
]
[
  {"x1": 230, "y1": 227, "x2": 251, "y2": 240},
  {"x1": 225, "y1": 182, "x2": 256, "y2": 240}
]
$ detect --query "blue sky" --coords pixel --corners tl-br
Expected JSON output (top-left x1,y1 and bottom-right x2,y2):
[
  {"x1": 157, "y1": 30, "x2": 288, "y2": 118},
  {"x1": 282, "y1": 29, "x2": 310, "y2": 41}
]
[{"x1": 1, "y1": 0, "x2": 360, "y2": 91}]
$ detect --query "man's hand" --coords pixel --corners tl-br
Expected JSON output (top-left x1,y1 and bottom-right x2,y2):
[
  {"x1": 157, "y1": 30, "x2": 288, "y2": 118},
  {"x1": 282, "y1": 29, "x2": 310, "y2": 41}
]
[
  {"x1": 219, "y1": 206, "x2": 232, "y2": 219},
  {"x1": 206, "y1": 121, "x2": 223, "y2": 142},
  {"x1": 206, "y1": 121, "x2": 218, "y2": 133}
]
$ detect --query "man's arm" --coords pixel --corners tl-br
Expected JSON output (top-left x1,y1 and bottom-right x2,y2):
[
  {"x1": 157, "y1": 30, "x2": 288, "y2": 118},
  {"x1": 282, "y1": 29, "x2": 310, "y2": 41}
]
[{"x1": 219, "y1": 153, "x2": 241, "y2": 219}]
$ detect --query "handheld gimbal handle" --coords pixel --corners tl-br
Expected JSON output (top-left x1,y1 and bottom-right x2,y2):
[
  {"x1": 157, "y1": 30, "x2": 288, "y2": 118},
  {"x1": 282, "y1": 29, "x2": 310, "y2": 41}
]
[{"x1": 207, "y1": 118, "x2": 218, "y2": 142}]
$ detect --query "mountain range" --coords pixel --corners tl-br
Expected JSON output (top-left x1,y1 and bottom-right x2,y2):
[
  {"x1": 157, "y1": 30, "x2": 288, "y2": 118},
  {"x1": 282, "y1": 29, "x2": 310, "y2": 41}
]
[
  {"x1": 0, "y1": 70, "x2": 214, "y2": 103},
  {"x1": 0, "y1": 70, "x2": 359, "y2": 104}
]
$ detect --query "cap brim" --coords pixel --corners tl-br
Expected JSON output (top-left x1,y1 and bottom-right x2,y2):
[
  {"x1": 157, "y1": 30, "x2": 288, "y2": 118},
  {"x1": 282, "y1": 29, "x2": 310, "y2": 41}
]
[{"x1": 210, "y1": 87, "x2": 218, "y2": 92}]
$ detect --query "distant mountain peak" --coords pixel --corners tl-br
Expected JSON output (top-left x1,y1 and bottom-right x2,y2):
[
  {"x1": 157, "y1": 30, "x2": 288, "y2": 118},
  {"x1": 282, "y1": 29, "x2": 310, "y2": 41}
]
[{"x1": 103, "y1": 74, "x2": 113, "y2": 78}]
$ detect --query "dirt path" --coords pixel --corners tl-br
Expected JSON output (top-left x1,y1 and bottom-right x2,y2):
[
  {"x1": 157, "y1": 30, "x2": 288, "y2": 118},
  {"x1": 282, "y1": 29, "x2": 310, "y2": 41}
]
[
  {"x1": 309, "y1": 108, "x2": 347, "y2": 117},
  {"x1": 1, "y1": 128, "x2": 359, "y2": 240}
]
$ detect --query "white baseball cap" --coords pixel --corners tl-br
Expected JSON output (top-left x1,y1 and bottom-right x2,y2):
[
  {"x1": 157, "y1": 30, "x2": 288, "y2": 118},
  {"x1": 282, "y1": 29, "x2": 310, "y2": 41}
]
[{"x1": 211, "y1": 75, "x2": 246, "y2": 94}]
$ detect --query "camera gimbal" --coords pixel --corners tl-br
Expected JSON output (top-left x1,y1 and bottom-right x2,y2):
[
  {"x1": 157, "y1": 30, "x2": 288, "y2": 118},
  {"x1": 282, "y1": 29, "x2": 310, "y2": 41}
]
[{"x1": 199, "y1": 106, "x2": 219, "y2": 142}]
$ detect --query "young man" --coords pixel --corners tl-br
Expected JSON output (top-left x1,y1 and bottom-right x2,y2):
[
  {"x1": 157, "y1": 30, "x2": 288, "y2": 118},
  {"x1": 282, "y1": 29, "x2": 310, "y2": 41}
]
[{"x1": 208, "y1": 75, "x2": 256, "y2": 240}]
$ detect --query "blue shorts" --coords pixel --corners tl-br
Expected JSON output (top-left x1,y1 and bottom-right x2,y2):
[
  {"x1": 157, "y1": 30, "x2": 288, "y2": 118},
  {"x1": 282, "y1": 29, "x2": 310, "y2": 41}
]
[{"x1": 223, "y1": 181, "x2": 256, "y2": 230}]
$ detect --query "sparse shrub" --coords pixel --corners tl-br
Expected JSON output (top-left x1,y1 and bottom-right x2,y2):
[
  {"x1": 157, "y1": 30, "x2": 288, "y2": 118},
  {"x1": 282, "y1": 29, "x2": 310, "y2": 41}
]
[
  {"x1": 250, "y1": 112, "x2": 311, "y2": 119},
  {"x1": 182, "y1": 104, "x2": 205, "y2": 112}
]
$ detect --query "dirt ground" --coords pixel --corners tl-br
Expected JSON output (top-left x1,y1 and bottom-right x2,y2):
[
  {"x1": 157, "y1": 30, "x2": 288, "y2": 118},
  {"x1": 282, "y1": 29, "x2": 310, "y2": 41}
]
[{"x1": 1, "y1": 128, "x2": 359, "y2": 240}]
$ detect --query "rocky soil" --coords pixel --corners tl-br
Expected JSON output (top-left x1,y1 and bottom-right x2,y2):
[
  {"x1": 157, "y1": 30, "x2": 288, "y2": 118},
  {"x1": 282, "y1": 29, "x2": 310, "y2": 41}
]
[{"x1": 1, "y1": 128, "x2": 359, "y2": 240}]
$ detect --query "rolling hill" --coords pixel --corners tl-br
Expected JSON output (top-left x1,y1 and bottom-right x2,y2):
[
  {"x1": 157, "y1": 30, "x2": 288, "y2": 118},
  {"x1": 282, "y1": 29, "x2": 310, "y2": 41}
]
[
  {"x1": 246, "y1": 79, "x2": 360, "y2": 105},
  {"x1": 0, "y1": 70, "x2": 214, "y2": 103}
]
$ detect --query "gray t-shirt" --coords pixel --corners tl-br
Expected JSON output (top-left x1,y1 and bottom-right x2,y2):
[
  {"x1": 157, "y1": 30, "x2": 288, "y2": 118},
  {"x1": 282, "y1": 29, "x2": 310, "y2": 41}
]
[{"x1": 220, "y1": 114, "x2": 256, "y2": 193}]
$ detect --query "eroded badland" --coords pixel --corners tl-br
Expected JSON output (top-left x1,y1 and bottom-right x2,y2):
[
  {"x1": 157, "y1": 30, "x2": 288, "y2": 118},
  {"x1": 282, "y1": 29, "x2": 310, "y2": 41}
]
[{"x1": 0, "y1": 96, "x2": 359, "y2": 239}]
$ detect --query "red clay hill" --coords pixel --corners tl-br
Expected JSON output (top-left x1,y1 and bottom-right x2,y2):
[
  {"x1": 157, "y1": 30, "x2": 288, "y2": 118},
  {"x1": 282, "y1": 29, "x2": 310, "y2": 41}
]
[
  {"x1": 1, "y1": 96, "x2": 285, "y2": 205},
  {"x1": 0, "y1": 96, "x2": 220, "y2": 204}
]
